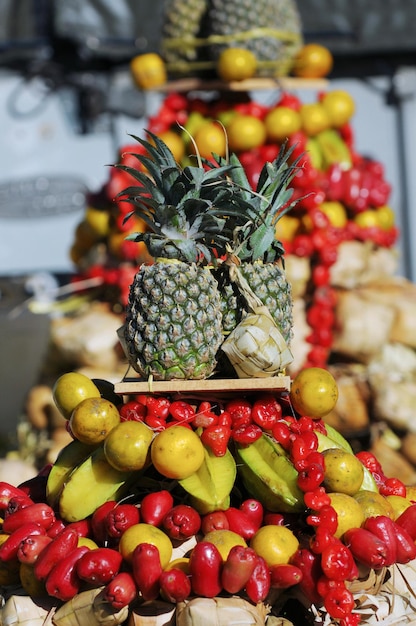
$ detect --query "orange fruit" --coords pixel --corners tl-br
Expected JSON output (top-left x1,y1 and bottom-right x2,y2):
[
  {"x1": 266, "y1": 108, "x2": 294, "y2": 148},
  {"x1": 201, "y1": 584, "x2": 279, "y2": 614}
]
[
  {"x1": 226, "y1": 114, "x2": 267, "y2": 152},
  {"x1": 328, "y1": 493, "x2": 365, "y2": 539},
  {"x1": 293, "y1": 44, "x2": 333, "y2": 79},
  {"x1": 69, "y1": 397, "x2": 120, "y2": 445},
  {"x1": 154, "y1": 130, "x2": 186, "y2": 163},
  {"x1": 150, "y1": 425, "x2": 205, "y2": 479},
  {"x1": 250, "y1": 525, "x2": 299, "y2": 567},
  {"x1": 386, "y1": 495, "x2": 413, "y2": 520},
  {"x1": 322, "y1": 448, "x2": 364, "y2": 496},
  {"x1": 264, "y1": 106, "x2": 302, "y2": 142},
  {"x1": 319, "y1": 201, "x2": 348, "y2": 228},
  {"x1": 203, "y1": 529, "x2": 247, "y2": 561},
  {"x1": 300, "y1": 103, "x2": 331, "y2": 136},
  {"x1": 322, "y1": 90, "x2": 355, "y2": 127},
  {"x1": 104, "y1": 420, "x2": 153, "y2": 472},
  {"x1": 353, "y1": 490, "x2": 395, "y2": 520},
  {"x1": 119, "y1": 523, "x2": 172, "y2": 567},
  {"x1": 194, "y1": 121, "x2": 227, "y2": 159},
  {"x1": 53, "y1": 372, "x2": 101, "y2": 420},
  {"x1": 130, "y1": 53, "x2": 167, "y2": 90},
  {"x1": 217, "y1": 47, "x2": 257, "y2": 82},
  {"x1": 290, "y1": 367, "x2": 338, "y2": 419}
]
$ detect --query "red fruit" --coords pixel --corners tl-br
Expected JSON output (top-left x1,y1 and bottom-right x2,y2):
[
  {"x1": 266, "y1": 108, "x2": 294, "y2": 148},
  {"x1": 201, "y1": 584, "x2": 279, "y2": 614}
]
[
  {"x1": 245, "y1": 556, "x2": 271, "y2": 603},
  {"x1": 76, "y1": 547, "x2": 123, "y2": 584},
  {"x1": 17, "y1": 534, "x2": 53, "y2": 564},
  {"x1": 189, "y1": 541, "x2": 222, "y2": 598},
  {"x1": 269, "y1": 563, "x2": 303, "y2": 588},
  {"x1": 34, "y1": 527, "x2": 79, "y2": 582},
  {"x1": 201, "y1": 511, "x2": 229, "y2": 534},
  {"x1": 0, "y1": 523, "x2": 46, "y2": 562},
  {"x1": 343, "y1": 527, "x2": 387, "y2": 569},
  {"x1": 2, "y1": 502, "x2": 55, "y2": 534},
  {"x1": 223, "y1": 507, "x2": 259, "y2": 540},
  {"x1": 159, "y1": 568, "x2": 192, "y2": 603},
  {"x1": 140, "y1": 490, "x2": 174, "y2": 527},
  {"x1": 45, "y1": 546, "x2": 89, "y2": 602},
  {"x1": 106, "y1": 504, "x2": 140, "y2": 538},
  {"x1": 132, "y1": 542, "x2": 162, "y2": 601},
  {"x1": 221, "y1": 545, "x2": 258, "y2": 594},
  {"x1": 105, "y1": 571, "x2": 137, "y2": 609},
  {"x1": 162, "y1": 504, "x2": 201, "y2": 540}
]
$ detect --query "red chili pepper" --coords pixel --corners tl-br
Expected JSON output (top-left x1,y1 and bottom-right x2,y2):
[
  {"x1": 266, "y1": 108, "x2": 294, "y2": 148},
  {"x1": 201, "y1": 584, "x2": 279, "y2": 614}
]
[
  {"x1": 200, "y1": 424, "x2": 231, "y2": 457},
  {"x1": 201, "y1": 511, "x2": 229, "y2": 534},
  {"x1": 320, "y1": 541, "x2": 358, "y2": 582},
  {"x1": 140, "y1": 490, "x2": 174, "y2": 527},
  {"x1": 105, "y1": 571, "x2": 137, "y2": 609},
  {"x1": 251, "y1": 394, "x2": 282, "y2": 430},
  {"x1": 106, "y1": 504, "x2": 140, "y2": 538},
  {"x1": 0, "y1": 522, "x2": 46, "y2": 562},
  {"x1": 396, "y1": 503, "x2": 416, "y2": 540},
  {"x1": 91, "y1": 500, "x2": 117, "y2": 544},
  {"x1": 223, "y1": 507, "x2": 259, "y2": 540},
  {"x1": 232, "y1": 423, "x2": 262, "y2": 445},
  {"x1": 159, "y1": 568, "x2": 191, "y2": 603},
  {"x1": 119, "y1": 400, "x2": 147, "y2": 422},
  {"x1": 76, "y1": 547, "x2": 123, "y2": 584},
  {"x1": 245, "y1": 556, "x2": 271, "y2": 603},
  {"x1": 379, "y1": 477, "x2": 406, "y2": 498},
  {"x1": 132, "y1": 542, "x2": 163, "y2": 601},
  {"x1": 290, "y1": 548, "x2": 323, "y2": 605},
  {"x1": 239, "y1": 499, "x2": 264, "y2": 529},
  {"x1": 17, "y1": 534, "x2": 53, "y2": 564},
  {"x1": 162, "y1": 504, "x2": 201, "y2": 540},
  {"x1": 189, "y1": 541, "x2": 222, "y2": 598},
  {"x1": 45, "y1": 545, "x2": 89, "y2": 602},
  {"x1": 2, "y1": 502, "x2": 56, "y2": 534},
  {"x1": 34, "y1": 526, "x2": 80, "y2": 581},
  {"x1": 323, "y1": 583, "x2": 355, "y2": 620},
  {"x1": 363, "y1": 516, "x2": 397, "y2": 566},
  {"x1": 343, "y1": 527, "x2": 387, "y2": 569},
  {"x1": 221, "y1": 545, "x2": 258, "y2": 594}
]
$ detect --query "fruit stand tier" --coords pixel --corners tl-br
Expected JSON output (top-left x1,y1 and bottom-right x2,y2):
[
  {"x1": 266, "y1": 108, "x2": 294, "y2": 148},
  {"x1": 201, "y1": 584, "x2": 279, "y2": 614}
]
[
  {"x1": 152, "y1": 77, "x2": 329, "y2": 92},
  {"x1": 114, "y1": 375, "x2": 291, "y2": 396}
]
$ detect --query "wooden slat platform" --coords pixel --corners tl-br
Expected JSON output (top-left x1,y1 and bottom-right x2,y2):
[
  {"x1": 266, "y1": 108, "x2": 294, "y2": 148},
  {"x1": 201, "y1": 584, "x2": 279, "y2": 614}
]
[{"x1": 153, "y1": 77, "x2": 329, "y2": 93}]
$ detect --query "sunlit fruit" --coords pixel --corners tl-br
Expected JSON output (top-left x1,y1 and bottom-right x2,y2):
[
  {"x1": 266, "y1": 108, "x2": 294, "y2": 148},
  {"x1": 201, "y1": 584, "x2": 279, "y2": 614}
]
[
  {"x1": 322, "y1": 90, "x2": 355, "y2": 127},
  {"x1": 354, "y1": 210, "x2": 380, "y2": 229},
  {"x1": 130, "y1": 53, "x2": 167, "y2": 90},
  {"x1": 300, "y1": 103, "x2": 331, "y2": 136},
  {"x1": 250, "y1": 525, "x2": 299, "y2": 566},
  {"x1": 319, "y1": 201, "x2": 348, "y2": 228},
  {"x1": 226, "y1": 114, "x2": 267, "y2": 152},
  {"x1": 194, "y1": 121, "x2": 227, "y2": 159},
  {"x1": 69, "y1": 397, "x2": 120, "y2": 445},
  {"x1": 275, "y1": 214, "x2": 300, "y2": 242},
  {"x1": 217, "y1": 47, "x2": 257, "y2": 82},
  {"x1": 119, "y1": 523, "x2": 172, "y2": 567},
  {"x1": 328, "y1": 493, "x2": 365, "y2": 539},
  {"x1": 290, "y1": 367, "x2": 338, "y2": 418},
  {"x1": 353, "y1": 490, "x2": 395, "y2": 520},
  {"x1": 386, "y1": 495, "x2": 413, "y2": 520},
  {"x1": 104, "y1": 420, "x2": 153, "y2": 472},
  {"x1": 78, "y1": 537, "x2": 99, "y2": 550},
  {"x1": 376, "y1": 205, "x2": 395, "y2": 230},
  {"x1": 84, "y1": 206, "x2": 110, "y2": 238},
  {"x1": 53, "y1": 372, "x2": 101, "y2": 420},
  {"x1": 264, "y1": 106, "x2": 302, "y2": 142},
  {"x1": 322, "y1": 448, "x2": 364, "y2": 496},
  {"x1": 293, "y1": 43, "x2": 333, "y2": 79},
  {"x1": 151, "y1": 425, "x2": 205, "y2": 479},
  {"x1": 154, "y1": 130, "x2": 186, "y2": 163},
  {"x1": 203, "y1": 529, "x2": 247, "y2": 561}
]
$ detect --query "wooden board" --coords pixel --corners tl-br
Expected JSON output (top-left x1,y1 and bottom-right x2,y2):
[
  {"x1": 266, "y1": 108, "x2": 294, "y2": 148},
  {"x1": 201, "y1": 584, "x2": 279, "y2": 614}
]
[
  {"x1": 153, "y1": 77, "x2": 329, "y2": 93},
  {"x1": 114, "y1": 375, "x2": 291, "y2": 396}
]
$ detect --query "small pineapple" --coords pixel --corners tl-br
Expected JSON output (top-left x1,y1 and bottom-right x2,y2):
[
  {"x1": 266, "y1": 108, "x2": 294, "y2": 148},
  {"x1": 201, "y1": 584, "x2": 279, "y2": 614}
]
[{"x1": 118, "y1": 132, "x2": 239, "y2": 381}]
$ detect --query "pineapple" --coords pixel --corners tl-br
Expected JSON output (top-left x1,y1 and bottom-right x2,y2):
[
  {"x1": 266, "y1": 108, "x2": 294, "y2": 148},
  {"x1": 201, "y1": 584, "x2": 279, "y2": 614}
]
[
  {"x1": 161, "y1": 0, "x2": 209, "y2": 67},
  {"x1": 118, "y1": 132, "x2": 241, "y2": 381}
]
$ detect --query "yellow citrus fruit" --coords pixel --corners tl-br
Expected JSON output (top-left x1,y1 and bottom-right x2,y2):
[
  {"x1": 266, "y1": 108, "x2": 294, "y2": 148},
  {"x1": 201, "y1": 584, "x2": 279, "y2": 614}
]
[
  {"x1": 354, "y1": 210, "x2": 380, "y2": 229},
  {"x1": 376, "y1": 205, "x2": 395, "y2": 230},
  {"x1": 217, "y1": 47, "x2": 257, "y2": 82},
  {"x1": 194, "y1": 121, "x2": 227, "y2": 159},
  {"x1": 319, "y1": 201, "x2": 348, "y2": 228},
  {"x1": 250, "y1": 525, "x2": 299, "y2": 567},
  {"x1": 69, "y1": 397, "x2": 120, "y2": 445},
  {"x1": 53, "y1": 372, "x2": 101, "y2": 420},
  {"x1": 264, "y1": 106, "x2": 302, "y2": 142},
  {"x1": 290, "y1": 367, "x2": 338, "y2": 419},
  {"x1": 130, "y1": 53, "x2": 167, "y2": 90},
  {"x1": 74, "y1": 219, "x2": 101, "y2": 247},
  {"x1": 119, "y1": 523, "x2": 172, "y2": 568},
  {"x1": 85, "y1": 206, "x2": 110, "y2": 238},
  {"x1": 77, "y1": 537, "x2": 99, "y2": 550},
  {"x1": 20, "y1": 563, "x2": 46, "y2": 598},
  {"x1": 203, "y1": 529, "x2": 247, "y2": 561},
  {"x1": 406, "y1": 486, "x2": 416, "y2": 502},
  {"x1": 328, "y1": 493, "x2": 365, "y2": 539},
  {"x1": 322, "y1": 90, "x2": 355, "y2": 127},
  {"x1": 166, "y1": 557, "x2": 190, "y2": 573},
  {"x1": 151, "y1": 425, "x2": 205, "y2": 479},
  {"x1": 293, "y1": 43, "x2": 333, "y2": 79},
  {"x1": 386, "y1": 495, "x2": 413, "y2": 520},
  {"x1": 226, "y1": 114, "x2": 267, "y2": 152},
  {"x1": 322, "y1": 448, "x2": 364, "y2": 496},
  {"x1": 104, "y1": 420, "x2": 153, "y2": 472},
  {"x1": 300, "y1": 102, "x2": 331, "y2": 136},
  {"x1": 353, "y1": 490, "x2": 395, "y2": 520},
  {"x1": 154, "y1": 130, "x2": 186, "y2": 163},
  {"x1": 275, "y1": 214, "x2": 300, "y2": 242}
]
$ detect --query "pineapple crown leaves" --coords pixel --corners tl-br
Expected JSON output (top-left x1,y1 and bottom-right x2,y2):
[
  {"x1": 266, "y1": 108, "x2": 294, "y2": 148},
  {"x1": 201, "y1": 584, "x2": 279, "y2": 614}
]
[
  {"x1": 210, "y1": 142, "x2": 304, "y2": 263},
  {"x1": 115, "y1": 131, "x2": 247, "y2": 263}
]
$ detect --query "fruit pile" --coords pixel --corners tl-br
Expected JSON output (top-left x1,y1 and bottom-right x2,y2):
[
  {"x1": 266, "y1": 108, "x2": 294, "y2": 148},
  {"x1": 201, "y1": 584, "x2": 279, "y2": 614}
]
[{"x1": 2, "y1": 369, "x2": 416, "y2": 625}]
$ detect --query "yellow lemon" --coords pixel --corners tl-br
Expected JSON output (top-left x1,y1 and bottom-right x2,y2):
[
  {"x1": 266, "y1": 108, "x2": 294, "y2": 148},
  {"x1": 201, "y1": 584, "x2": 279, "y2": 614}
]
[
  {"x1": 300, "y1": 103, "x2": 331, "y2": 136},
  {"x1": 250, "y1": 525, "x2": 299, "y2": 567},
  {"x1": 104, "y1": 420, "x2": 153, "y2": 472},
  {"x1": 53, "y1": 372, "x2": 101, "y2": 420},
  {"x1": 119, "y1": 523, "x2": 172, "y2": 568},
  {"x1": 353, "y1": 490, "x2": 395, "y2": 520},
  {"x1": 69, "y1": 397, "x2": 120, "y2": 445},
  {"x1": 328, "y1": 493, "x2": 365, "y2": 539},
  {"x1": 217, "y1": 47, "x2": 257, "y2": 82},
  {"x1": 203, "y1": 529, "x2": 247, "y2": 561},
  {"x1": 151, "y1": 425, "x2": 205, "y2": 479},
  {"x1": 290, "y1": 367, "x2": 338, "y2": 419},
  {"x1": 226, "y1": 114, "x2": 267, "y2": 152},
  {"x1": 130, "y1": 53, "x2": 167, "y2": 90},
  {"x1": 264, "y1": 106, "x2": 302, "y2": 142},
  {"x1": 322, "y1": 448, "x2": 364, "y2": 496},
  {"x1": 322, "y1": 90, "x2": 355, "y2": 127}
]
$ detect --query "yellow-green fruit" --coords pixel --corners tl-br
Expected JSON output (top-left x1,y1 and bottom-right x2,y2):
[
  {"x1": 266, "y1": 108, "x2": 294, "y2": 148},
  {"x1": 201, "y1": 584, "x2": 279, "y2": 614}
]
[
  {"x1": 119, "y1": 523, "x2": 172, "y2": 567},
  {"x1": 53, "y1": 372, "x2": 100, "y2": 419},
  {"x1": 104, "y1": 420, "x2": 153, "y2": 472},
  {"x1": 322, "y1": 448, "x2": 364, "y2": 496},
  {"x1": 328, "y1": 493, "x2": 365, "y2": 539},
  {"x1": 69, "y1": 397, "x2": 120, "y2": 446},
  {"x1": 250, "y1": 525, "x2": 299, "y2": 567}
]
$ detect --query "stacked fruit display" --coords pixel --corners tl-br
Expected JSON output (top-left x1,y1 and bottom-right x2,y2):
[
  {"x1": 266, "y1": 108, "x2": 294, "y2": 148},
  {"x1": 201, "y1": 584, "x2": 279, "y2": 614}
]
[{"x1": 2, "y1": 368, "x2": 416, "y2": 626}]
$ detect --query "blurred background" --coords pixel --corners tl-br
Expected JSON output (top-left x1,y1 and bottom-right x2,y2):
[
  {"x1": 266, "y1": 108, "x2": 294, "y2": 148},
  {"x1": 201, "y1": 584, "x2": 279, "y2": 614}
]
[{"x1": 0, "y1": 0, "x2": 416, "y2": 457}]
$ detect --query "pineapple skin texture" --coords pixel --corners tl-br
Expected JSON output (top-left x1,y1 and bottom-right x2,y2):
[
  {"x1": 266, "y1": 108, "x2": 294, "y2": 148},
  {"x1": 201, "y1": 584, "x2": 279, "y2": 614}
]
[{"x1": 125, "y1": 261, "x2": 223, "y2": 380}]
